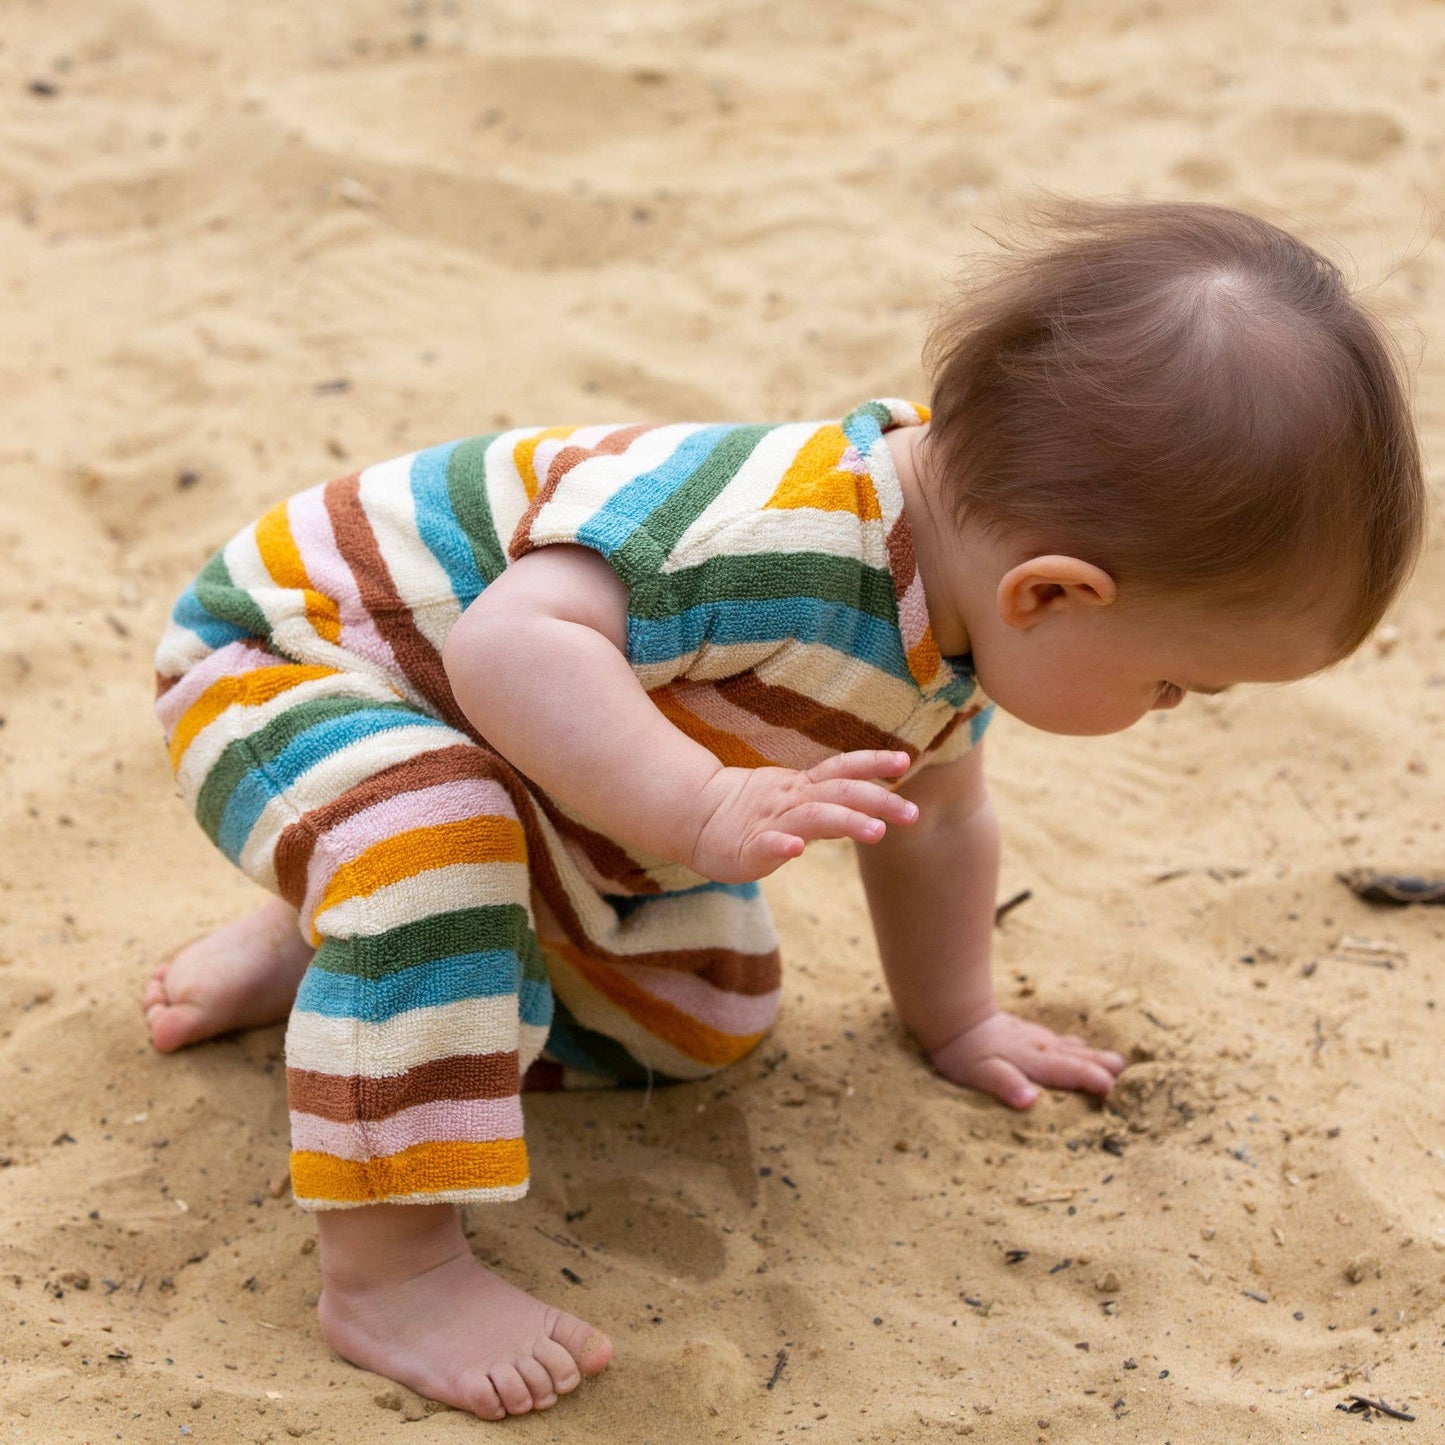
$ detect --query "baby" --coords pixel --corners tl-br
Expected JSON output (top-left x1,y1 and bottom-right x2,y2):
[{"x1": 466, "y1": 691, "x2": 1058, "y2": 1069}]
[{"x1": 143, "y1": 201, "x2": 1425, "y2": 1420}]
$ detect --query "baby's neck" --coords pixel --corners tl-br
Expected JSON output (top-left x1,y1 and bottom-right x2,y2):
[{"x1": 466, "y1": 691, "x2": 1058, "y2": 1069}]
[{"x1": 885, "y1": 424, "x2": 972, "y2": 658}]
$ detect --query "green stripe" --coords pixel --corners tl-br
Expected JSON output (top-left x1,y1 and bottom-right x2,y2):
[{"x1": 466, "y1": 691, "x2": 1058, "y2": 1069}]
[
  {"x1": 194, "y1": 695, "x2": 417, "y2": 842},
  {"x1": 628, "y1": 552, "x2": 894, "y2": 623},
  {"x1": 194, "y1": 551, "x2": 273, "y2": 644},
  {"x1": 310, "y1": 905, "x2": 540, "y2": 981},
  {"x1": 446, "y1": 435, "x2": 508, "y2": 587},
  {"x1": 611, "y1": 425, "x2": 771, "y2": 578}
]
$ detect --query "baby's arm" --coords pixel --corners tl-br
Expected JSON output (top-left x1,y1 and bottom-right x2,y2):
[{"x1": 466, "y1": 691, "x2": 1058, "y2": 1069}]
[
  {"x1": 855, "y1": 745, "x2": 1124, "y2": 1108},
  {"x1": 442, "y1": 546, "x2": 918, "y2": 882}
]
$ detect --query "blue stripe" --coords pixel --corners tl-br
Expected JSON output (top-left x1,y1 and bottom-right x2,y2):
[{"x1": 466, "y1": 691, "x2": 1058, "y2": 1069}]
[
  {"x1": 574, "y1": 425, "x2": 730, "y2": 558},
  {"x1": 627, "y1": 598, "x2": 909, "y2": 683},
  {"x1": 216, "y1": 709, "x2": 448, "y2": 861},
  {"x1": 969, "y1": 703, "x2": 995, "y2": 746},
  {"x1": 295, "y1": 949, "x2": 550, "y2": 1025},
  {"x1": 606, "y1": 878, "x2": 760, "y2": 919},
  {"x1": 409, "y1": 443, "x2": 484, "y2": 608},
  {"x1": 171, "y1": 586, "x2": 250, "y2": 650}
]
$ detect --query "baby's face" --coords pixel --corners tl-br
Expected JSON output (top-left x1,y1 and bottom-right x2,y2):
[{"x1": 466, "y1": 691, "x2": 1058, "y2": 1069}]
[{"x1": 971, "y1": 588, "x2": 1345, "y2": 737}]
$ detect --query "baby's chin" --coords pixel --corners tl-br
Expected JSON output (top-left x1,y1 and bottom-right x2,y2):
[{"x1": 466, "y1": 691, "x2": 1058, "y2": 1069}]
[{"x1": 988, "y1": 694, "x2": 1147, "y2": 738}]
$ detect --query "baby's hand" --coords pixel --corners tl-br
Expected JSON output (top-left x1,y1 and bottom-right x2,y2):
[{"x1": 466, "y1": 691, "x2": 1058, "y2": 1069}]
[
  {"x1": 929, "y1": 1011, "x2": 1126, "y2": 1110},
  {"x1": 688, "y1": 750, "x2": 916, "y2": 883}
]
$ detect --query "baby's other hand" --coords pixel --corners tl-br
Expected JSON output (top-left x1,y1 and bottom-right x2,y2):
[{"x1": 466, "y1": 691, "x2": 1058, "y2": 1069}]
[
  {"x1": 688, "y1": 750, "x2": 916, "y2": 884},
  {"x1": 929, "y1": 1011, "x2": 1126, "y2": 1110}
]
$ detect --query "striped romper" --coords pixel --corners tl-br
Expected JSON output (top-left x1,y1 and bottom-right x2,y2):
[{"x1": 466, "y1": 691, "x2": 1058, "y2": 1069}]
[{"x1": 154, "y1": 398, "x2": 992, "y2": 1211}]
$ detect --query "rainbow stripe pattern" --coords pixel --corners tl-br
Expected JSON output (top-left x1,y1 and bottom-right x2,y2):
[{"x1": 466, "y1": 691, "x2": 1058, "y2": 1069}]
[{"x1": 154, "y1": 398, "x2": 991, "y2": 1210}]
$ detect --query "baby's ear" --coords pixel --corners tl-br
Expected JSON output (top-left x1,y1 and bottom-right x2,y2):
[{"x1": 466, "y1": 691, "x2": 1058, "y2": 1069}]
[{"x1": 996, "y1": 555, "x2": 1117, "y2": 629}]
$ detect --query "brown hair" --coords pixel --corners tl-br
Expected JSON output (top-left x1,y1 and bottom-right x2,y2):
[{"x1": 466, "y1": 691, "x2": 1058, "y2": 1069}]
[{"x1": 922, "y1": 200, "x2": 1427, "y2": 654}]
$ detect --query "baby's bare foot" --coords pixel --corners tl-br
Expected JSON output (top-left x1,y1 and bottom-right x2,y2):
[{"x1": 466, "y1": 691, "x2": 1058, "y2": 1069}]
[
  {"x1": 316, "y1": 1204, "x2": 611, "y2": 1420},
  {"x1": 143, "y1": 897, "x2": 313, "y2": 1052}
]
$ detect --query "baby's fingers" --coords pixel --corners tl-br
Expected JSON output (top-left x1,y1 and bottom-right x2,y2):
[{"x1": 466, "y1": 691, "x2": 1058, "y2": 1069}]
[
  {"x1": 781, "y1": 801, "x2": 895, "y2": 845},
  {"x1": 1019, "y1": 1047, "x2": 1120, "y2": 1098},
  {"x1": 808, "y1": 749, "x2": 913, "y2": 784},
  {"x1": 960, "y1": 1057, "x2": 1040, "y2": 1111},
  {"x1": 812, "y1": 777, "x2": 918, "y2": 829}
]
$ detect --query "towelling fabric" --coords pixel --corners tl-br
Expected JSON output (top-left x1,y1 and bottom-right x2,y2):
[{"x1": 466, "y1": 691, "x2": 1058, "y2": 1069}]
[{"x1": 153, "y1": 398, "x2": 993, "y2": 1210}]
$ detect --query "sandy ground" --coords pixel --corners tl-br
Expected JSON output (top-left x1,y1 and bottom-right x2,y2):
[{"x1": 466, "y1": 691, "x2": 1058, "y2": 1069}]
[{"x1": 2, "y1": 1, "x2": 1444, "y2": 1440}]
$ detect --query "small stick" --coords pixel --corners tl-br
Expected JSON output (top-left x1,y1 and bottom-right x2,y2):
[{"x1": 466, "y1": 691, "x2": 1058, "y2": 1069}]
[
  {"x1": 765, "y1": 1348, "x2": 788, "y2": 1390},
  {"x1": 1347, "y1": 1394, "x2": 1416, "y2": 1422},
  {"x1": 994, "y1": 889, "x2": 1033, "y2": 925}
]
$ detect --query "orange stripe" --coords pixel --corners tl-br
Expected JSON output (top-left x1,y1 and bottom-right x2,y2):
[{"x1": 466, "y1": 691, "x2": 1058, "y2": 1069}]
[
  {"x1": 168, "y1": 664, "x2": 340, "y2": 771},
  {"x1": 512, "y1": 426, "x2": 576, "y2": 501},
  {"x1": 291, "y1": 1137, "x2": 529, "y2": 1204},
  {"x1": 315, "y1": 815, "x2": 527, "y2": 916},
  {"x1": 254, "y1": 502, "x2": 341, "y2": 644},
  {"x1": 651, "y1": 688, "x2": 773, "y2": 770},
  {"x1": 553, "y1": 939, "x2": 767, "y2": 1069},
  {"x1": 906, "y1": 633, "x2": 943, "y2": 686}
]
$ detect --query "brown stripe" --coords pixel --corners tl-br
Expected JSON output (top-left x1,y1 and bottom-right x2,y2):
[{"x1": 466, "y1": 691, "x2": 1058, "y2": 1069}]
[
  {"x1": 884, "y1": 513, "x2": 916, "y2": 604},
  {"x1": 506, "y1": 423, "x2": 654, "y2": 563},
  {"x1": 155, "y1": 670, "x2": 179, "y2": 700},
  {"x1": 323, "y1": 474, "x2": 475, "y2": 735},
  {"x1": 287, "y1": 1051, "x2": 519, "y2": 1122},
  {"x1": 712, "y1": 673, "x2": 914, "y2": 757}
]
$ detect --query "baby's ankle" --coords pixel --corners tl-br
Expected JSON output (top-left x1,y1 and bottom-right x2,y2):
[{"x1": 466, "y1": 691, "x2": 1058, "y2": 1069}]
[{"x1": 316, "y1": 1202, "x2": 469, "y2": 1292}]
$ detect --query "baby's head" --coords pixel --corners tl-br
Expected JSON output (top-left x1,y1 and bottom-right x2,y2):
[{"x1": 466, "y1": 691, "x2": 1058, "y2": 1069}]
[{"x1": 921, "y1": 200, "x2": 1427, "y2": 735}]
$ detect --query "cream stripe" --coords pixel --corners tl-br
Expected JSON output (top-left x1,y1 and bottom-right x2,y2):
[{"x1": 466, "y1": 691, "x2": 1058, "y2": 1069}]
[
  {"x1": 481, "y1": 429, "x2": 536, "y2": 554},
  {"x1": 311, "y1": 861, "x2": 531, "y2": 940},
  {"x1": 665, "y1": 509, "x2": 886, "y2": 571},
  {"x1": 357, "y1": 455, "x2": 462, "y2": 652},
  {"x1": 294, "y1": 1182, "x2": 528, "y2": 1213},
  {"x1": 534, "y1": 805, "x2": 777, "y2": 960},
  {"x1": 155, "y1": 617, "x2": 227, "y2": 683},
  {"x1": 285, "y1": 995, "x2": 519, "y2": 1075}
]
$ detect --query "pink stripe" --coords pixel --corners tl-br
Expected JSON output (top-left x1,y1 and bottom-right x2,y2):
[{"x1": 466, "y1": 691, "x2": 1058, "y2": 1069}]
[
  {"x1": 608, "y1": 957, "x2": 781, "y2": 1036},
  {"x1": 289, "y1": 1096, "x2": 524, "y2": 1161},
  {"x1": 154, "y1": 640, "x2": 287, "y2": 733},
  {"x1": 287, "y1": 483, "x2": 404, "y2": 677},
  {"x1": 300, "y1": 777, "x2": 518, "y2": 922},
  {"x1": 668, "y1": 681, "x2": 831, "y2": 771}
]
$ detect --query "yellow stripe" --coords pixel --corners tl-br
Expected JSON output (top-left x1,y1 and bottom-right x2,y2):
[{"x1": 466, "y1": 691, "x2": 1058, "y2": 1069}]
[
  {"x1": 554, "y1": 939, "x2": 767, "y2": 1069},
  {"x1": 253, "y1": 502, "x2": 341, "y2": 644},
  {"x1": 764, "y1": 426, "x2": 882, "y2": 519},
  {"x1": 167, "y1": 664, "x2": 340, "y2": 771},
  {"x1": 512, "y1": 426, "x2": 577, "y2": 501},
  {"x1": 291, "y1": 1138, "x2": 529, "y2": 1204},
  {"x1": 315, "y1": 816, "x2": 527, "y2": 916}
]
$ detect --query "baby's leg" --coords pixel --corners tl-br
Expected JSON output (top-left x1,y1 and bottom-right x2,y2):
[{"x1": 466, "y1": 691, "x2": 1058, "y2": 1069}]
[{"x1": 143, "y1": 896, "x2": 313, "y2": 1052}]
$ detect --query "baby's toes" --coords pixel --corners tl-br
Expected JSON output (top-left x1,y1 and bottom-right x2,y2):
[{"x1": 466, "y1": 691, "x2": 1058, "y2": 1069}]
[
  {"x1": 460, "y1": 1373, "x2": 507, "y2": 1422},
  {"x1": 533, "y1": 1336, "x2": 582, "y2": 1395},
  {"x1": 547, "y1": 1311, "x2": 612, "y2": 1376},
  {"x1": 515, "y1": 1354, "x2": 557, "y2": 1409},
  {"x1": 487, "y1": 1363, "x2": 536, "y2": 1415}
]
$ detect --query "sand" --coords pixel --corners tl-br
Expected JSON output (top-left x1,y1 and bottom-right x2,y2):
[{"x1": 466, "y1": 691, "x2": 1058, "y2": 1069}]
[{"x1": 2, "y1": 0, "x2": 1444, "y2": 1439}]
